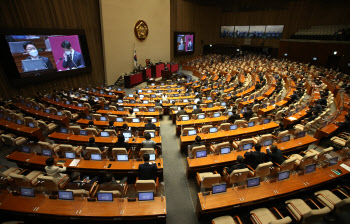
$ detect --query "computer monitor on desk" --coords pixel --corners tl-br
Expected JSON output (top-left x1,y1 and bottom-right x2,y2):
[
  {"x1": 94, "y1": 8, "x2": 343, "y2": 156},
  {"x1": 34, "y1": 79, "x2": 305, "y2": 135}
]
[
  {"x1": 263, "y1": 139, "x2": 273, "y2": 147},
  {"x1": 196, "y1": 150, "x2": 207, "y2": 158},
  {"x1": 220, "y1": 147, "x2": 230, "y2": 154},
  {"x1": 182, "y1": 116, "x2": 189, "y2": 121},
  {"x1": 198, "y1": 114, "x2": 205, "y2": 119},
  {"x1": 60, "y1": 127, "x2": 68, "y2": 134},
  {"x1": 58, "y1": 191, "x2": 74, "y2": 200},
  {"x1": 116, "y1": 117, "x2": 123, "y2": 122},
  {"x1": 100, "y1": 131, "x2": 110, "y2": 137},
  {"x1": 263, "y1": 118, "x2": 271, "y2": 124},
  {"x1": 281, "y1": 135, "x2": 290, "y2": 143},
  {"x1": 97, "y1": 192, "x2": 113, "y2": 202},
  {"x1": 328, "y1": 157, "x2": 338, "y2": 166},
  {"x1": 243, "y1": 143, "x2": 253, "y2": 151},
  {"x1": 213, "y1": 112, "x2": 220, "y2": 118},
  {"x1": 132, "y1": 118, "x2": 140, "y2": 123},
  {"x1": 278, "y1": 171, "x2": 290, "y2": 181},
  {"x1": 21, "y1": 188, "x2": 35, "y2": 197},
  {"x1": 188, "y1": 130, "x2": 197, "y2": 136},
  {"x1": 248, "y1": 122, "x2": 255, "y2": 127},
  {"x1": 117, "y1": 154, "x2": 129, "y2": 161},
  {"x1": 42, "y1": 149, "x2": 52, "y2": 157},
  {"x1": 212, "y1": 183, "x2": 227, "y2": 194},
  {"x1": 65, "y1": 152, "x2": 76, "y2": 159},
  {"x1": 138, "y1": 191, "x2": 154, "y2": 201},
  {"x1": 148, "y1": 153, "x2": 156, "y2": 161},
  {"x1": 21, "y1": 146, "x2": 31, "y2": 153},
  {"x1": 247, "y1": 177, "x2": 260, "y2": 188},
  {"x1": 305, "y1": 163, "x2": 316, "y2": 174},
  {"x1": 100, "y1": 117, "x2": 107, "y2": 121},
  {"x1": 298, "y1": 131, "x2": 306, "y2": 138},
  {"x1": 230, "y1": 125, "x2": 237, "y2": 130},
  {"x1": 209, "y1": 127, "x2": 218, "y2": 133},
  {"x1": 91, "y1": 153, "x2": 102, "y2": 161}
]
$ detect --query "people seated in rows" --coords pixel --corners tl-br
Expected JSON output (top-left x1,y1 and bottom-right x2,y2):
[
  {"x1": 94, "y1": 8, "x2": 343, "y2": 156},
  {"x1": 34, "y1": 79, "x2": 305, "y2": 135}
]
[
  {"x1": 266, "y1": 144, "x2": 284, "y2": 165},
  {"x1": 142, "y1": 132, "x2": 156, "y2": 148},
  {"x1": 244, "y1": 144, "x2": 266, "y2": 169},
  {"x1": 226, "y1": 155, "x2": 247, "y2": 174},
  {"x1": 86, "y1": 136, "x2": 99, "y2": 148},
  {"x1": 45, "y1": 157, "x2": 67, "y2": 183},
  {"x1": 243, "y1": 106, "x2": 253, "y2": 121},
  {"x1": 115, "y1": 134, "x2": 131, "y2": 150},
  {"x1": 145, "y1": 119, "x2": 157, "y2": 130},
  {"x1": 138, "y1": 153, "x2": 157, "y2": 181}
]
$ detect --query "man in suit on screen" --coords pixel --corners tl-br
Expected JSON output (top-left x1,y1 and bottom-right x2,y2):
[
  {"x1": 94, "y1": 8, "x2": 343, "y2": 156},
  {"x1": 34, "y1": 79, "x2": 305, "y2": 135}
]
[
  {"x1": 22, "y1": 41, "x2": 54, "y2": 71},
  {"x1": 61, "y1": 40, "x2": 85, "y2": 69},
  {"x1": 187, "y1": 37, "x2": 193, "y2": 51}
]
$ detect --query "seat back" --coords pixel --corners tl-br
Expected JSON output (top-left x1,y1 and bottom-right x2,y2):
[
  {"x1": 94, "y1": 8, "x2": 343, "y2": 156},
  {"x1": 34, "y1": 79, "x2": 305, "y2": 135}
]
[
  {"x1": 92, "y1": 114, "x2": 101, "y2": 121},
  {"x1": 202, "y1": 174, "x2": 221, "y2": 189},
  {"x1": 85, "y1": 147, "x2": 102, "y2": 156},
  {"x1": 229, "y1": 168, "x2": 250, "y2": 185},
  {"x1": 201, "y1": 125, "x2": 213, "y2": 134},
  {"x1": 59, "y1": 144, "x2": 74, "y2": 153},
  {"x1": 258, "y1": 134, "x2": 274, "y2": 145},
  {"x1": 234, "y1": 120, "x2": 246, "y2": 128},
  {"x1": 139, "y1": 148, "x2": 155, "y2": 158},
  {"x1": 182, "y1": 127, "x2": 195, "y2": 136},
  {"x1": 1, "y1": 134, "x2": 15, "y2": 146},
  {"x1": 37, "y1": 174, "x2": 69, "y2": 190},
  {"x1": 252, "y1": 104, "x2": 260, "y2": 113},
  {"x1": 275, "y1": 110, "x2": 283, "y2": 120},
  {"x1": 298, "y1": 152, "x2": 317, "y2": 170},
  {"x1": 219, "y1": 123, "x2": 231, "y2": 131},
  {"x1": 86, "y1": 128, "x2": 98, "y2": 136},
  {"x1": 317, "y1": 147, "x2": 333, "y2": 161},
  {"x1": 192, "y1": 145, "x2": 207, "y2": 158},
  {"x1": 277, "y1": 130, "x2": 290, "y2": 143},
  {"x1": 135, "y1": 180, "x2": 156, "y2": 193},
  {"x1": 104, "y1": 129, "x2": 117, "y2": 136},
  {"x1": 212, "y1": 142, "x2": 230, "y2": 153},
  {"x1": 69, "y1": 126, "x2": 81, "y2": 135},
  {"x1": 249, "y1": 117, "x2": 259, "y2": 125},
  {"x1": 237, "y1": 138, "x2": 255, "y2": 150},
  {"x1": 144, "y1": 117, "x2": 154, "y2": 123},
  {"x1": 37, "y1": 120, "x2": 49, "y2": 132},
  {"x1": 279, "y1": 157, "x2": 297, "y2": 172},
  {"x1": 112, "y1": 148, "x2": 127, "y2": 158},
  {"x1": 255, "y1": 162, "x2": 273, "y2": 178}
]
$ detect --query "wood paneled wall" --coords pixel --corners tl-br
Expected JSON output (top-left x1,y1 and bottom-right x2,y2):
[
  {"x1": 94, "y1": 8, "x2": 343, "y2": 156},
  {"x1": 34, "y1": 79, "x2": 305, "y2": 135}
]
[
  {"x1": 171, "y1": 0, "x2": 350, "y2": 61},
  {"x1": 0, "y1": 0, "x2": 105, "y2": 100}
]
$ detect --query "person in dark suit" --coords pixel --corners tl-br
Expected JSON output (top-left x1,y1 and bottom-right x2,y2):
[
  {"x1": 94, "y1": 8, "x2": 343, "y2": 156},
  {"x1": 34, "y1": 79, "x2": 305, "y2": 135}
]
[
  {"x1": 61, "y1": 40, "x2": 85, "y2": 69},
  {"x1": 243, "y1": 107, "x2": 254, "y2": 121},
  {"x1": 228, "y1": 113, "x2": 240, "y2": 124},
  {"x1": 102, "y1": 172, "x2": 127, "y2": 184},
  {"x1": 70, "y1": 171, "x2": 99, "y2": 185},
  {"x1": 115, "y1": 134, "x2": 131, "y2": 150},
  {"x1": 145, "y1": 119, "x2": 157, "y2": 130},
  {"x1": 227, "y1": 155, "x2": 247, "y2": 174},
  {"x1": 193, "y1": 102, "x2": 203, "y2": 114},
  {"x1": 266, "y1": 145, "x2": 284, "y2": 165},
  {"x1": 22, "y1": 41, "x2": 53, "y2": 71},
  {"x1": 107, "y1": 120, "x2": 115, "y2": 130},
  {"x1": 138, "y1": 154, "x2": 157, "y2": 180},
  {"x1": 187, "y1": 38, "x2": 193, "y2": 51},
  {"x1": 244, "y1": 144, "x2": 266, "y2": 169},
  {"x1": 177, "y1": 107, "x2": 187, "y2": 116},
  {"x1": 190, "y1": 135, "x2": 204, "y2": 150}
]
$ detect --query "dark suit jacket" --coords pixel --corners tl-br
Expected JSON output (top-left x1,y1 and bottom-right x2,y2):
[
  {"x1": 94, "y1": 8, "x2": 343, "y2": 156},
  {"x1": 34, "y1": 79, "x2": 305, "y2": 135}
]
[
  {"x1": 243, "y1": 110, "x2": 253, "y2": 121},
  {"x1": 227, "y1": 163, "x2": 247, "y2": 174},
  {"x1": 266, "y1": 148, "x2": 284, "y2": 165},
  {"x1": 62, "y1": 51, "x2": 85, "y2": 69},
  {"x1": 24, "y1": 56, "x2": 53, "y2": 71},
  {"x1": 138, "y1": 163, "x2": 157, "y2": 180},
  {"x1": 244, "y1": 151, "x2": 266, "y2": 169},
  {"x1": 177, "y1": 110, "x2": 187, "y2": 116},
  {"x1": 193, "y1": 108, "x2": 203, "y2": 114},
  {"x1": 115, "y1": 141, "x2": 131, "y2": 150},
  {"x1": 145, "y1": 123, "x2": 157, "y2": 130}
]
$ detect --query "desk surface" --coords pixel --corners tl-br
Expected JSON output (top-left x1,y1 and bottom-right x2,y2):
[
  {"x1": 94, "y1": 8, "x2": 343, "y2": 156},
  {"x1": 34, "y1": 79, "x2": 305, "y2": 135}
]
[
  {"x1": 76, "y1": 119, "x2": 160, "y2": 128},
  {"x1": 42, "y1": 98, "x2": 89, "y2": 114},
  {"x1": 0, "y1": 119, "x2": 45, "y2": 141},
  {"x1": 96, "y1": 110, "x2": 160, "y2": 117}
]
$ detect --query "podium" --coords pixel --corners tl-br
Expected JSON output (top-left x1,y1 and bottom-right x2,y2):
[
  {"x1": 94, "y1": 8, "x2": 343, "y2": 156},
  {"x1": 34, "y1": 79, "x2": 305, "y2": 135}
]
[{"x1": 124, "y1": 72, "x2": 143, "y2": 88}]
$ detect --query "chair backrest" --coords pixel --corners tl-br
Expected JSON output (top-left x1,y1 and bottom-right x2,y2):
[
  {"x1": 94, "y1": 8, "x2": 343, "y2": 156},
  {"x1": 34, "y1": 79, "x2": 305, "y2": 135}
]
[
  {"x1": 317, "y1": 147, "x2": 333, "y2": 161},
  {"x1": 108, "y1": 115, "x2": 117, "y2": 121},
  {"x1": 135, "y1": 180, "x2": 156, "y2": 193},
  {"x1": 249, "y1": 117, "x2": 259, "y2": 124},
  {"x1": 219, "y1": 123, "x2": 231, "y2": 131},
  {"x1": 182, "y1": 127, "x2": 195, "y2": 136},
  {"x1": 200, "y1": 104, "x2": 207, "y2": 108},
  {"x1": 185, "y1": 105, "x2": 193, "y2": 110},
  {"x1": 258, "y1": 134, "x2": 274, "y2": 145},
  {"x1": 255, "y1": 162, "x2": 273, "y2": 178},
  {"x1": 234, "y1": 120, "x2": 246, "y2": 128},
  {"x1": 112, "y1": 148, "x2": 127, "y2": 157},
  {"x1": 201, "y1": 125, "x2": 213, "y2": 134},
  {"x1": 85, "y1": 147, "x2": 102, "y2": 155},
  {"x1": 192, "y1": 145, "x2": 207, "y2": 157},
  {"x1": 202, "y1": 174, "x2": 221, "y2": 189},
  {"x1": 212, "y1": 142, "x2": 230, "y2": 153},
  {"x1": 125, "y1": 117, "x2": 134, "y2": 123},
  {"x1": 298, "y1": 152, "x2": 317, "y2": 169},
  {"x1": 37, "y1": 120, "x2": 49, "y2": 132},
  {"x1": 37, "y1": 174, "x2": 69, "y2": 190},
  {"x1": 63, "y1": 110, "x2": 73, "y2": 119},
  {"x1": 237, "y1": 138, "x2": 255, "y2": 150},
  {"x1": 69, "y1": 126, "x2": 81, "y2": 135},
  {"x1": 109, "y1": 106, "x2": 117, "y2": 111},
  {"x1": 59, "y1": 144, "x2": 74, "y2": 153},
  {"x1": 92, "y1": 114, "x2": 101, "y2": 121},
  {"x1": 83, "y1": 103, "x2": 91, "y2": 110},
  {"x1": 279, "y1": 157, "x2": 297, "y2": 172},
  {"x1": 139, "y1": 148, "x2": 155, "y2": 158},
  {"x1": 275, "y1": 110, "x2": 283, "y2": 120},
  {"x1": 38, "y1": 141, "x2": 54, "y2": 150},
  {"x1": 86, "y1": 128, "x2": 98, "y2": 136},
  {"x1": 196, "y1": 113, "x2": 206, "y2": 119},
  {"x1": 1, "y1": 134, "x2": 15, "y2": 146},
  {"x1": 104, "y1": 129, "x2": 117, "y2": 136},
  {"x1": 229, "y1": 168, "x2": 250, "y2": 185},
  {"x1": 277, "y1": 130, "x2": 290, "y2": 142},
  {"x1": 252, "y1": 104, "x2": 260, "y2": 113}
]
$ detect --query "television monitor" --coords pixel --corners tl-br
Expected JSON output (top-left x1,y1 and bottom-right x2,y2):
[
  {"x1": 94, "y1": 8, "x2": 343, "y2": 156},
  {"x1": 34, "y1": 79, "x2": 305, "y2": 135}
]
[
  {"x1": 97, "y1": 192, "x2": 113, "y2": 202},
  {"x1": 149, "y1": 108, "x2": 155, "y2": 112},
  {"x1": 133, "y1": 107, "x2": 140, "y2": 112},
  {"x1": 57, "y1": 111, "x2": 63, "y2": 116},
  {"x1": 174, "y1": 94, "x2": 179, "y2": 97},
  {"x1": 193, "y1": 105, "x2": 197, "y2": 109},
  {"x1": 213, "y1": 112, "x2": 220, "y2": 118},
  {"x1": 247, "y1": 177, "x2": 260, "y2": 188},
  {"x1": 243, "y1": 143, "x2": 253, "y2": 151},
  {"x1": 151, "y1": 118, "x2": 157, "y2": 123},
  {"x1": 58, "y1": 191, "x2": 74, "y2": 200},
  {"x1": 95, "y1": 97, "x2": 99, "y2": 101},
  {"x1": 221, "y1": 102, "x2": 226, "y2": 106},
  {"x1": 100, "y1": 131, "x2": 109, "y2": 137},
  {"x1": 263, "y1": 139, "x2": 273, "y2": 147},
  {"x1": 117, "y1": 154, "x2": 129, "y2": 161},
  {"x1": 116, "y1": 117, "x2": 123, "y2": 122},
  {"x1": 250, "y1": 95, "x2": 255, "y2": 100},
  {"x1": 21, "y1": 146, "x2": 31, "y2": 153},
  {"x1": 220, "y1": 147, "x2": 230, "y2": 154},
  {"x1": 16, "y1": 119, "x2": 23, "y2": 125},
  {"x1": 248, "y1": 122, "x2": 255, "y2": 127},
  {"x1": 138, "y1": 90, "x2": 142, "y2": 93},
  {"x1": 329, "y1": 157, "x2": 338, "y2": 166},
  {"x1": 6, "y1": 116, "x2": 12, "y2": 122},
  {"x1": 198, "y1": 114, "x2": 205, "y2": 119},
  {"x1": 183, "y1": 99, "x2": 188, "y2": 103},
  {"x1": 118, "y1": 88, "x2": 122, "y2": 91},
  {"x1": 208, "y1": 103, "x2": 213, "y2": 108},
  {"x1": 66, "y1": 101, "x2": 70, "y2": 105},
  {"x1": 122, "y1": 131, "x2": 132, "y2": 142},
  {"x1": 262, "y1": 104, "x2": 267, "y2": 109},
  {"x1": 196, "y1": 150, "x2": 207, "y2": 158},
  {"x1": 305, "y1": 163, "x2": 316, "y2": 174},
  {"x1": 42, "y1": 149, "x2": 52, "y2": 157},
  {"x1": 60, "y1": 127, "x2": 68, "y2": 134},
  {"x1": 147, "y1": 132, "x2": 155, "y2": 138},
  {"x1": 212, "y1": 183, "x2": 227, "y2": 194},
  {"x1": 298, "y1": 131, "x2": 306, "y2": 138},
  {"x1": 151, "y1": 94, "x2": 156, "y2": 98},
  {"x1": 86, "y1": 115, "x2": 92, "y2": 120},
  {"x1": 143, "y1": 100, "x2": 149, "y2": 104},
  {"x1": 174, "y1": 32, "x2": 195, "y2": 55},
  {"x1": 230, "y1": 125, "x2": 237, "y2": 130},
  {"x1": 228, "y1": 111, "x2": 233, "y2": 116},
  {"x1": 45, "y1": 109, "x2": 51, "y2": 113},
  {"x1": 34, "y1": 106, "x2": 39, "y2": 110},
  {"x1": 138, "y1": 191, "x2": 154, "y2": 201},
  {"x1": 281, "y1": 135, "x2": 290, "y2": 142},
  {"x1": 65, "y1": 152, "x2": 76, "y2": 159},
  {"x1": 100, "y1": 117, "x2": 107, "y2": 121},
  {"x1": 21, "y1": 187, "x2": 35, "y2": 197},
  {"x1": 148, "y1": 153, "x2": 156, "y2": 161},
  {"x1": 263, "y1": 118, "x2": 271, "y2": 124},
  {"x1": 278, "y1": 171, "x2": 290, "y2": 181},
  {"x1": 243, "y1": 98, "x2": 248, "y2": 102},
  {"x1": 271, "y1": 100, "x2": 275, "y2": 105},
  {"x1": 209, "y1": 127, "x2": 218, "y2": 133},
  {"x1": 117, "y1": 107, "x2": 124, "y2": 111},
  {"x1": 56, "y1": 98, "x2": 60, "y2": 102},
  {"x1": 207, "y1": 97, "x2": 212, "y2": 100},
  {"x1": 188, "y1": 130, "x2": 197, "y2": 136},
  {"x1": 117, "y1": 99, "x2": 123, "y2": 103},
  {"x1": 128, "y1": 94, "x2": 133, "y2": 98},
  {"x1": 132, "y1": 118, "x2": 140, "y2": 123},
  {"x1": 104, "y1": 106, "x2": 109, "y2": 110},
  {"x1": 91, "y1": 153, "x2": 102, "y2": 161},
  {"x1": 129, "y1": 100, "x2": 135, "y2": 104}
]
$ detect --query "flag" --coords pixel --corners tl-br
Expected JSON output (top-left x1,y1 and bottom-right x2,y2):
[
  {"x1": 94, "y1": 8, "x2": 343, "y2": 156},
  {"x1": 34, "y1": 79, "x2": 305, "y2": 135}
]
[{"x1": 133, "y1": 48, "x2": 137, "y2": 67}]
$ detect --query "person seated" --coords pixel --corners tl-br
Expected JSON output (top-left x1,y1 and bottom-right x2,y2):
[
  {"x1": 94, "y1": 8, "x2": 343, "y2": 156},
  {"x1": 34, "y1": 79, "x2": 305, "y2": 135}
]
[
  {"x1": 266, "y1": 145, "x2": 284, "y2": 165},
  {"x1": 145, "y1": 119, "x2": 157, "y2": 130},
  {"x1": 155, "y1": 100, "x2": 163, "y2": 107},
  {"x1": 177, "y1": 106, "x2": 187, "y2": 116},
  {"x1": 70, "y1": 171, "x2": 99, "y2": 185},
  {"x1": 243, "y1": 106, "x2": 253, "y2": 121},
  {"x1": 121, "y1": 123, "x2": 130, "y2": 132},
  {"x1": 244, "y1": 144, "x2": 266, "y2": 170},
  {"x1": 226, "y1": 155, "x2": 247, "y2": 174},
  {"x1": 313, "y1": 103, "x2": 323, "y2": 113},
  {"x1": 45, "y1": 157, "x2": 66, "y2": 182},
  {"x1": 102, "y1": 172, "x2": 127, "y2": 184},
  {"x1": 115, "y1": 134, "x2": 131, "y2": 150},
  {"x1": 142, "y1": 132, "x2": 156, "y2": 148},
  {"x1": 228, "y1": 113, "x2": 240, "y2": 124},
  {"x1": 88, "y1": 96, "x2": 97, "y2": 107},
  {"x1": 193, "y1": 102, "x2": 203, "y2": 114},
  {"x1": 85, "y1": 136, "x2": 99, "y2": 148},
  {"x1": 128, "y1": 109, "x2": 136, "y2": 118},
  {"x1": 107, "y1": 120, "x2": 115, "y2": 129},
  {"x1": 138, "y1": 154, "x2": 157, "y2": 181},
  {"x1": 335, "y1": 114, "x2": 350, "y2": 133},
  {"x1": 190, "y1": 135, "x2": 204, "y2": 151}
]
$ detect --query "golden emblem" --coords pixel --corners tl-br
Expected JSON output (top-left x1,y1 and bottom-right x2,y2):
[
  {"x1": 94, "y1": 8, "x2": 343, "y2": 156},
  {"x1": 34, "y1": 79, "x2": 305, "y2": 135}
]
[{"x1": 134, "y1": 20, "x2": 148, "y2": 40}]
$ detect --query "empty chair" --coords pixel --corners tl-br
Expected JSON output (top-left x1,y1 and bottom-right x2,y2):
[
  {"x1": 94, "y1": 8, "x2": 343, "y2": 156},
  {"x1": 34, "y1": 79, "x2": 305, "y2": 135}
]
[
  {"x1": 273, "y1": 157, "x2": 297, "y2": 173},
  {"x1": 24, "y1": 117, "x2": 37, "y2": 126},
  {"x1": 38, "y1": 141, "x2": 60, "y2": 154},
  {"x1": 234, "y1": 120, "x2": 247, "y2": 128},
  {"x1": 63, "y1": 110, "x2": 79, "y2": 120},
  {"x1": 250, "y1": 207, "x2": 292, "y2": 224},
  {"x1": 223, "y1": 168, "x2": 250, "y2": 186},
  {"x1": 248, "y1": 162, "x2": 273, "y2": 178},
  {"x1": 315, "y1": 188, "x2": 350, "y2": 212},
  {"x1": 47, "y1": 107, "x2": 58, "y2": 114},
  {"x1": 0, "y1": 166, "x2": 23, "y2": 180},
  {"x1": 232, "y1": 138, "x2": 257, "y2": 150},
  {"x1": 59, "y1": 144, "x2": 83, "y2": 155},
  {"x1": 190, "y1": 145, "x2": 207, "y2": 158},
  {"x1": 252, "y1": 104, "x2": 260, "y2": 114},
  {"x1": 85, "y1": 147, "x2": 103, "y2": 157},
  {"x1": 304, "y1": 147, "x2": 333, "y2": 163},
  {"x1": 109, "y1": 105, "x2": 116, "y2": 111},
  {"x1": 37, "y1": 174, "x2": 70, "y2": 193},
  {"x1": 276, "y1": 130, "x2": 290, "y2": 143},
  {"x1": 92, "y1": 114, "x2": 101, "y2": 121},
  {"x1": 83, "y1": 102, "x2": 91, "y2": 110},
  {"x1": 331, "y1": 132, "x2": 350, "y2": 148},
  {"x1": 9, "y1": 170, "x2": 44, "y2": 188},
  {"x1": 1, "y1": 134, "x2": 27, "y2": 147},
  {"x1": 255, "y1": 134, "x2": 274, "y2": 146},
  {"x1": 112, "y1": 148, "x2": 130, "y2": 158},
  {"x1": 182, "y1": 127, "x2": 195, "y2": 136},
  {"x1": 275, "y1": 110, "x2": 284, "y2": 121},
  {"x1": 104, "y1": 129, "x2": 117, "y2": 136},
  {"x1": 285, "y1": 198, "x2": 331, "y2": 224},
  {"x1": 288, "y1": 152, "x2": 317, "y2": 170},
  {"x1": 86, "y1": 128, "x2": 98, "y2": 136},
  {"x1": 218, "y1": 123, "x2": 231, "y2": 131},
  {"x1": 212, "y1": 215, "x2": 242, "y2": 224},
  {"x1": 37, "y1": 120, "x2": 58, "y2": 134},
  {"x1": 135, "y1": 179, "x2": 158, "y2": 193},
  {"x1": 196, "y1": 171, "x2": 221, "y2": 190},
  {"x1": 210, "y1": 142, "x2": 230, "y2": 154},
  {"x1": 69, "y1": 126, "x2": 81, "y2": 135},
  {"x1": 249, "y1": 117, "x2": 259, "y2": 125},
  {"x1": 200, "y1": 125, "x2": 213, "y2": 134}
]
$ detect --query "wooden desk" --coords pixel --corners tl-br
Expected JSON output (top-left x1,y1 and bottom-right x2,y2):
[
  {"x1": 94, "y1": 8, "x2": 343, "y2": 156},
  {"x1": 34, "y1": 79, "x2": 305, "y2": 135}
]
[
  {"x1": 14, "y1": 103, "x2": 70, "y2": 127},
  {"x1": 96, "y1": 110, "x2": 160, "y2": 118},
  {"x1": 257, "y1": 100, "x2": 288, "y2": 116},
  {"x1": 175, "y1": 116, "x2": 229, "y2": 135},
  {"x1": 196, "y1": 160, "x2": 350, "y2": 217},
  {"x1": 186, "y1": 135, "x2": 317, "y2": 176},
  {"x1": 314, "y1": 110, "x2": 348, "y2": 142},
  {"x1": 0, "y1": 119, "x2": 45, "y2": 141},
  {"x1": 0, "y1": 192, "x2": 166, "y2": 221},
  {"x1": 6, "y1": 151, "x2": 164, "y2": 177},
  {"x1": 76, "y1": 119, "x2": 160, "y2": 129},
  {"x1": 48, "y1": 132, "x2": 161, "y2": 146},
  {"x1": 172, "y1": 106, "x2": 226, "y2": 123},
  {"x1": 180, "y1": 122, "x2": 279, "y2": 152},
  {"x1": 42, "y1": 98, "x2": 89, "y2": 115}
]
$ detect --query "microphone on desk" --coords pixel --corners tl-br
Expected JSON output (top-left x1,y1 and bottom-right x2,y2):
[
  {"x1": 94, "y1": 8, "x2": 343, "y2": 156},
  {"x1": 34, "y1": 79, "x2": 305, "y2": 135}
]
[{"x1": 56, "y1": 57, "x2": 62, "y2": 65}]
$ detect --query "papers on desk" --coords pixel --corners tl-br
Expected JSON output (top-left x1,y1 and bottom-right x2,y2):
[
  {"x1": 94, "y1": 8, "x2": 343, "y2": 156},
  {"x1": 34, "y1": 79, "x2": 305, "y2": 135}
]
[
  {"x1": 69, "y1": 159, "x2": 81, "y2": 167},
  {"x1": 340, "y1": 164, "x2": 350, "y2": 172},
  {"x1": 288, "y1": 117, "x2": 297, "y2": 121}
]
